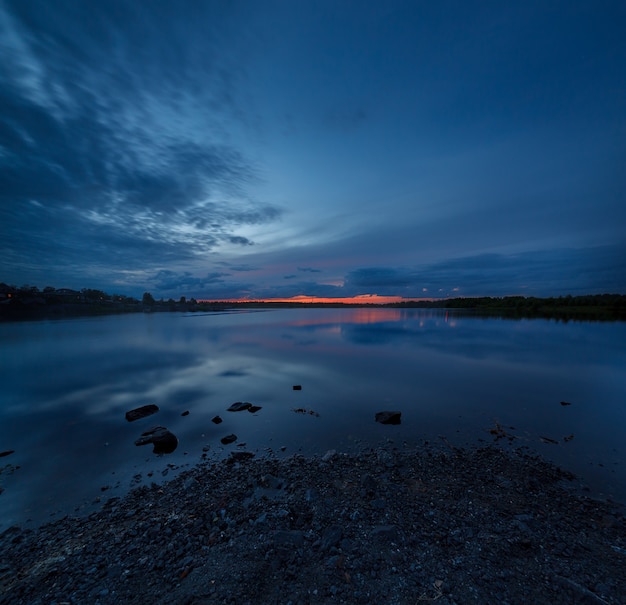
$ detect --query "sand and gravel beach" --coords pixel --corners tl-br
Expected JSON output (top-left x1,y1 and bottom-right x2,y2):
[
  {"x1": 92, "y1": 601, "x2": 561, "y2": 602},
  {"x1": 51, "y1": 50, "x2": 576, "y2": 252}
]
[{"x1": 2, "y1": 442, "x2": 625, "y2": 605}]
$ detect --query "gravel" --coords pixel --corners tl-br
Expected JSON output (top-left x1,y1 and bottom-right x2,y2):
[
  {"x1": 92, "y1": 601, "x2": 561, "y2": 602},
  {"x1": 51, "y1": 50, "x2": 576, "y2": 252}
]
[{"x1": 1, "y1": 443, "x2": 625, "y2": 604}]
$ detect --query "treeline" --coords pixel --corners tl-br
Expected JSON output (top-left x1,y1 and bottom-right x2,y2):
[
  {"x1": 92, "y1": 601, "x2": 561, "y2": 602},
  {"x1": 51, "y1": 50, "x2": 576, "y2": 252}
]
[
  {"x1": 387, "y1": 294, "x2": 626, "y2": 321},
  {"x1": 2, "y1": 283, "x2": 625, "y2": 321},
  {"x1": 0, "y1": 284, "x2": 217, "y2": 321}
]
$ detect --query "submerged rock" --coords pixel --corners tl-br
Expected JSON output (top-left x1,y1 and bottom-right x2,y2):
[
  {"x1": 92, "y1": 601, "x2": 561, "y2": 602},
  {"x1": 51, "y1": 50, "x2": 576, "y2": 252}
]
[
  {"x1": 212, "y1": 415, "x2": 223, "y2": 424},
  {"x1": 125, "y1": 404, "x2": 159, "y2": 422},
  {"x1": 221, "y1": 434, "x2": 237, "y2": 445},
  {"x1": 375, "y1": 411, "x2": 401, "y2": 425},
  {"x1": 248, "y1": 405, "x2": 262, "y2": 413},
  {"x1": 227, "y1": 402, "x2": 252, "y2": 412},
  {"x1": 0, "y1": 450, "x2": 15, "y2": 458},
  {"x1": 135, "y1": 426, "x2": 178, "y2": 454}
]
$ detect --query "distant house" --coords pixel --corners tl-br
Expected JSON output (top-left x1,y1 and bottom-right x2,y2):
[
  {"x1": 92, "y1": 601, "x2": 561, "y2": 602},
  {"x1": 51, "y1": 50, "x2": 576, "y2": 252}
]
[{"x1": 0, "y1": 284, "x2": 16, "y2": 303}]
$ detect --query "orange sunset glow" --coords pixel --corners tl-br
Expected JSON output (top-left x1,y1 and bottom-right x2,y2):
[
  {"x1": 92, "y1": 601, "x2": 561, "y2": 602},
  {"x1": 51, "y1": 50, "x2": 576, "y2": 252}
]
[{"x1": 198, "y1": 294, "x2": 432, "y2": 305}]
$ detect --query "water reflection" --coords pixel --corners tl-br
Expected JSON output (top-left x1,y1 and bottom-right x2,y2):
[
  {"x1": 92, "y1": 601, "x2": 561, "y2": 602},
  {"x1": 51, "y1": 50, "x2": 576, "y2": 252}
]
[{"x1": 0, "y1": 309, "x2": 625, "y2": 529}]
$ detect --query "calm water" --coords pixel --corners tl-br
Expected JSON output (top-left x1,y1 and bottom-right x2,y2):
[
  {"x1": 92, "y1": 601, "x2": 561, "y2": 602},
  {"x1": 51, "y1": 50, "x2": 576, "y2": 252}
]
[{"x1": 1, "y1": 308, "x2": 625, "y2": 529}]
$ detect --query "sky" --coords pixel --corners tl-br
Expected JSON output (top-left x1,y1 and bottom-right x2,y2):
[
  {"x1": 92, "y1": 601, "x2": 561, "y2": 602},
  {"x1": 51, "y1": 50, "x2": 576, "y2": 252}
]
[{"x1": 1, "y1": 0, "x2": 625, "y2": 300}]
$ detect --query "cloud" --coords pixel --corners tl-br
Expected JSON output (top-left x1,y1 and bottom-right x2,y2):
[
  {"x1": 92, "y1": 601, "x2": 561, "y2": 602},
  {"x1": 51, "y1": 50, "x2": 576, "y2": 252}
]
[
  {"x1": 228, "y1": 236, "x2": 254, "y2": 246},
  {"x1": 150, "y1": 270, "x2": 230, "y2": 294},
  {"x1": 343, "y1": 246, "x2": 626, "y2": 298},
  {"x1": 0, "y1": 1, "x2": 281, "y2": 287},
  {"x1": 225, "y1": 264, "x2": 260, "y2": 273}
]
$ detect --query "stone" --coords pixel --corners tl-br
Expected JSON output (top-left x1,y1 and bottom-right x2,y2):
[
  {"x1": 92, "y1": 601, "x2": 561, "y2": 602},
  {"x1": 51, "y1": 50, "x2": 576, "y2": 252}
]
[
  {"x1": 134, "y1": 426, "x2": 178, "y2": 454},
  {"x1": 375, "y1": 411, "x2": 401, "y2": 425},
  {"x1": 248, "y1": 405, "x2": 262, "y2": 413},
  {"x1": 211, "y1": 415, "x2": 223, "y2": 424},
  {"x1": 181, "y1": 410, "x2": 190, "y2": 416},
  {"x1": 371, "y1": 525, "x2": 398, "y2": 541},
  {"x1": 293, "y1": 385, "x2": 302, "y2": 390},
  {"x1": 125, "y1": 404, "x2": 159, "y2": 422},
  {"x1": 0, "y1": 450, "x2": 15, "y2": 458},
  {"x1": 227, "y1": 451, "x2": 255, "y2": 463},
  {"x1": 322, "y1": 449, "x2": 337, "y2": 462},
  {"x1": 220, "y1": 434, "x2": 237, "y2": 445},
  {"x1": 227, "y1": 402, "x2": 252, "y2": 412},
  {"x1": 274, "y1": 530, "x2": 304, "y2": 547},
  {"x1": 320, "y1": 525, "x2": 343, "y2": 551}
]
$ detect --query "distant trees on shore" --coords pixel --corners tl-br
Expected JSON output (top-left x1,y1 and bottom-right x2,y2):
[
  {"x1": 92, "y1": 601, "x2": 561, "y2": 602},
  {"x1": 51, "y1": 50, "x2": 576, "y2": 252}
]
[{"x1": 1, "y1": 283, "x2": 624, "y2": 321}]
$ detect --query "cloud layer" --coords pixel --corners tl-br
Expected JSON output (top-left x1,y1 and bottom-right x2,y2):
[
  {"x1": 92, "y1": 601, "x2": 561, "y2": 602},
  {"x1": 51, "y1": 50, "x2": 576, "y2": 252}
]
[{"x1": 1, "y1": 1, "x2": 625, "y2": 298}]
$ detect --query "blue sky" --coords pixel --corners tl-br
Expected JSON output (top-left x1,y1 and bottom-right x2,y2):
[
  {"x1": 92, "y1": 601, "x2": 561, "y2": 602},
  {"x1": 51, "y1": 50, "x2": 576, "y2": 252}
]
[{"x1": 1, "y1": 0, "x2": 625, "y2": 299}]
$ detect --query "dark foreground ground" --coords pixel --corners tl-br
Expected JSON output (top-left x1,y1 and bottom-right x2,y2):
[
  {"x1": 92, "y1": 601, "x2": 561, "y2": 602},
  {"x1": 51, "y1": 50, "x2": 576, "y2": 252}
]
[{"x1": 1, "y1": 444, "x2": 625, "y2": 605}]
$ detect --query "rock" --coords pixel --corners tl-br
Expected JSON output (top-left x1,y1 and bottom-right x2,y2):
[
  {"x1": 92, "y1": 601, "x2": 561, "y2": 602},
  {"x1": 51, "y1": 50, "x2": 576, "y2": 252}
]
[
  {"x1": 375, "y1": 411, "x2": 401, "y2": 425},
  {"x1": 248, "y1": 405, "x2": 262, "y2": 413},
  {"x1": 227, "y1": 402, "x2": 252, "y2": 412},
  {"x1": 125, "y1": 404, "x2": 159, "y2": 422},
  {"x1": 274, "y1": 530, "x2": 304, "y2": 547},
  {"x1": 181, "y1": 410, "x2": 190, "y2": 416},
  {"x1": 0, "y1": 450, "x2": 15, "y2": 458},
  {"x1": 320, "y1": 525, "x2": 343, "y2": 551},
  {"x1": 322, "y1": 449, "x2": 337, "y2": 462},
  {"x1": 540, "y1": 436, "x2": 559, "y2": 445},
  {"x1": 360, "y1": 473, "x2": 377, "y2": 495},
  {"x1": 227, "y1": 451, "x2": 255, "y2": 463},
  {"x1": 220, "y1": 434, "x2": 237, "y2": 445},
  {"x1": 371, "y1": 525, "x2": 398, "y2": 541},
  {"x1": 134, "y1": 426, "x2": 178, "y2": 454},
  {"x1": 211, "y1": 415, "x2": 223, "y2": 424},
  {"x1": 560, "y1": 401, "x2": 572, "y2": 406},
  {"x1": 293, "y1": 385, "x2": 302, "y2": 390}
]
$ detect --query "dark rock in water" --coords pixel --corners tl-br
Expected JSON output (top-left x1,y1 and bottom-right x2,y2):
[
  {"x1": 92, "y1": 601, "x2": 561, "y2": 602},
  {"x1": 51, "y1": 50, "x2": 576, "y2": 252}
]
[
  {"x1": 375, "y1": 411, "x2": 401, "y2": 425},
  {"x1": 540, "y1": 436, "x2": 559, "y2": 445},
  {"x1": 125, "y1": 404, "x2": 159, "y2": 422},
  {"x1": 560, "y1": 401, "x2": 572, "y2": 406},
  {"x1": 135, "y1": 426, "x2": 178, "y2": 454},
  {"x1": 0, "y1": 450, "x2": 15, "y2": 458},
  {"x1": 248, "y1": 405, "x2": 262, "y2": 413},
  {"x1": 227, "y1": 451, "x2": 255, "y2": 463},
  {"x1": 221, "y1": 434, "x2": 237, "y2": 445},
  {"x1": 181, "y1": 410, "x2": 190, "y2": 416},
  {"x1": 211, "y1": 415, "x2": 223, "y2": 424},
  {"x1": 293, "y1": 385, "x2": 302, "y2": 390},
  {"x1": 228, "y1": 402, "x2": 252, "y2": 412}
]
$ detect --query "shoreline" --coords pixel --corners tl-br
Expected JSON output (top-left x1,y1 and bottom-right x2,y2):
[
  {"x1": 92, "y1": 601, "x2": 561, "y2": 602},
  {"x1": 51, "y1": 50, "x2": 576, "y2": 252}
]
[{"x1": 2, "y1": 444, "x2": 625, "y2": 604}]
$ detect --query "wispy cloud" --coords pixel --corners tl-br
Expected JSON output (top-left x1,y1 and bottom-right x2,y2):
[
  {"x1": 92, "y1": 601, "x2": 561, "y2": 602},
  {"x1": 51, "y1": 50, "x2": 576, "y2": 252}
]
[{"x1": 0, "y1": 1, "x2": 281, "y2": 287}]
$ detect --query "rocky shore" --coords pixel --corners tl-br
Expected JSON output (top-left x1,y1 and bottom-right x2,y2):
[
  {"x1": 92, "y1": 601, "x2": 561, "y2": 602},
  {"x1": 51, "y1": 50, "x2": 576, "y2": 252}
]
[{"x1": 1, "y1": 443, "x2": 625, "y2": 605}]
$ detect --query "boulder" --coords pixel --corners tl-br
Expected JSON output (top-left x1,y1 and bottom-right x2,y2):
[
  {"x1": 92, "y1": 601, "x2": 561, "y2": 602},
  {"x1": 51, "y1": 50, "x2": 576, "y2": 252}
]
[
  {"x1": 375, "y1": 411, "x2": 401, "y2": 425},
  {"x1": 125, "y1": 404, "x2": 159, "y2": 422},
  {"x1": 135, "y1": 426, "x2": 178, "y2": 454}
]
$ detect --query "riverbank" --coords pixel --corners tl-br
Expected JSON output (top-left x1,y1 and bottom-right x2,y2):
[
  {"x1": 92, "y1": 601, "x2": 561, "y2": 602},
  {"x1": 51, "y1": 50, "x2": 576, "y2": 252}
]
[{"x1": 1, "y1": 444, "x2": 625, "y2": 604}]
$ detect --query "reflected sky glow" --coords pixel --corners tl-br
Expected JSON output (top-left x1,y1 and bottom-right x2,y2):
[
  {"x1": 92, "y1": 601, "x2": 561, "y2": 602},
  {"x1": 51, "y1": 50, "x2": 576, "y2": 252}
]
[{"x1": 0, "y1": 309, "x2": 625, "y2": 529}]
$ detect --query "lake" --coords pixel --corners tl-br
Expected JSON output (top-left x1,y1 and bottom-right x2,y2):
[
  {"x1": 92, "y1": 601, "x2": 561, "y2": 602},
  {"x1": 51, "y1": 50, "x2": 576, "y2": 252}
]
[{"x1": 1, "y1": 308, "x2": 625, "y2": 530}]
